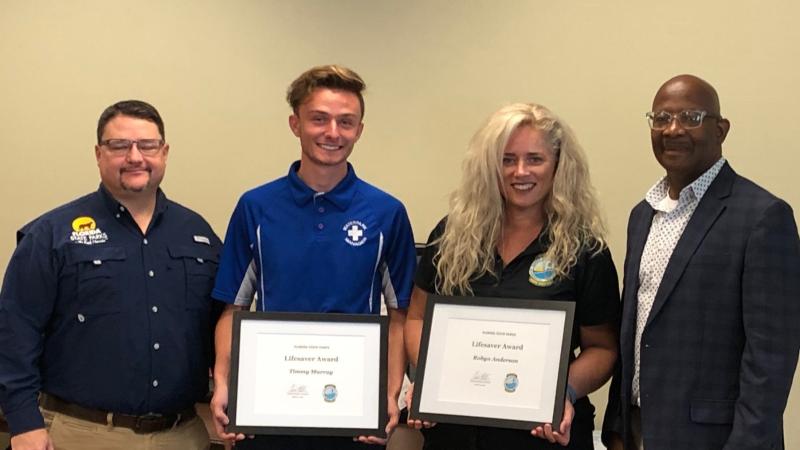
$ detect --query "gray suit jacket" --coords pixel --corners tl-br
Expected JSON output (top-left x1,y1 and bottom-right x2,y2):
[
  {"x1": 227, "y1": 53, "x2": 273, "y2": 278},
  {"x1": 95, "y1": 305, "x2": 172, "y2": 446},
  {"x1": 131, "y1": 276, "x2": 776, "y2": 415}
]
[{"x1": 604, "y1": 162, "x2": 800, "y2": 450}]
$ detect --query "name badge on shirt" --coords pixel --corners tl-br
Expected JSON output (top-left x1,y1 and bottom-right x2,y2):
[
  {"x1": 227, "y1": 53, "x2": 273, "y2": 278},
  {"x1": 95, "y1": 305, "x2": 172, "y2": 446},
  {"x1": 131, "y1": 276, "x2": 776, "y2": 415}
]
[{"x1": 193, "y1": 235, "x2": 211, "y2": 245}]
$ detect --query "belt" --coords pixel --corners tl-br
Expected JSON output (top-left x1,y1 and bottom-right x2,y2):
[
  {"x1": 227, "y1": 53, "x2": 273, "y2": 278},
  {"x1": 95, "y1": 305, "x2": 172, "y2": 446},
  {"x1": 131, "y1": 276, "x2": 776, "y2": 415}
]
[{"x1": 40, "y1": 393, "x2": 196, "y2": 434}]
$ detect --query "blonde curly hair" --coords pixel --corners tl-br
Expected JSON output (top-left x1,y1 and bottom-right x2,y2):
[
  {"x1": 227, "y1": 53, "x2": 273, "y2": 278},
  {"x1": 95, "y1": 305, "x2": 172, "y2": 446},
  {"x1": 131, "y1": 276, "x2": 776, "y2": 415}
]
[{"x1": 435, "y1": 103, "x2": 607, "y2": 295}]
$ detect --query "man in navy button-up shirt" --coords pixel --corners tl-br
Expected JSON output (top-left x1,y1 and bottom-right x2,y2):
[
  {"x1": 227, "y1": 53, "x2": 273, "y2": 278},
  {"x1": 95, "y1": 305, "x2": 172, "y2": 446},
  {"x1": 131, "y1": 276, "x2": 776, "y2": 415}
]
[{"x1": 0, "y1": 100, "x2": 222, "y2": 450}]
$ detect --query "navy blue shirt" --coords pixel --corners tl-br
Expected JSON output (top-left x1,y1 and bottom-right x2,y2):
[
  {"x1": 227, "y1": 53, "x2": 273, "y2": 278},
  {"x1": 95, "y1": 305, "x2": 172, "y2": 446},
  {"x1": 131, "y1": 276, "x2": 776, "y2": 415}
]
[{"x1": 0, "y1": 186, "x2": 222, "y2": 436}]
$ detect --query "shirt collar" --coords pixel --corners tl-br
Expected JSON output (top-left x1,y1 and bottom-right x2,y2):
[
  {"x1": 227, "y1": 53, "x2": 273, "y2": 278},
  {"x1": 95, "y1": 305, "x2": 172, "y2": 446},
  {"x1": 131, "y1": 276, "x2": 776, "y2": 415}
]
[
  {"x1": 495, "y1": 223, "x2": 551, "y2": 268},
  {"x1": 98, "y1": 183, "x2": 168, "y2": 217},
  {"x1": 645, "y1": 157, "x2": 726, "y2": 211},
  {"x1": 521, "y1": 225, "x2": 550, "y2": 258},
  {"x1": 287, "y1": 161, "x2": 358, "y2": 210}
]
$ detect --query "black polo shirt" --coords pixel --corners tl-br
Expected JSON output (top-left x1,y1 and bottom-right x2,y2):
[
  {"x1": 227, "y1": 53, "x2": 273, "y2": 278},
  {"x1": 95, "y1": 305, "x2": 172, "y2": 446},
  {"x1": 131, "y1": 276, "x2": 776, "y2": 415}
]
[
  {"x1": 416, "y1": 219, "x2": 619, "y2": 343},
  {"x1": 415, "y1": 218, "x2": 620, "y2": 447},
  {"x1": 0, "y1": 186, "x2": 222, "y2": 436}
]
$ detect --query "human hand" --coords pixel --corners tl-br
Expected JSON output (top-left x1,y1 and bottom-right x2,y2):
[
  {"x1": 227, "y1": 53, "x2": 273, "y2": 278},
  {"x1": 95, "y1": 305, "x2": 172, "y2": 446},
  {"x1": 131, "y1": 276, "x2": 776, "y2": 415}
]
[
  {"x1": 10, "y1": 428, "x2": 54, "y2": 450},
  {"x1": 354, "y1": 398, "x2": 400, "y2": 445},
  {"x1": 209, "y1": 385, "x2": 246, "y2": 443},
  {"x1": 404, "y1": 382, "x2": 436, "y2": 430},
  {"x1": 354, "y1": 434, "x2": 388, "y2": 445},
  {"x1": 531, "y1": 399, "x2": 574, "y2": 446}
]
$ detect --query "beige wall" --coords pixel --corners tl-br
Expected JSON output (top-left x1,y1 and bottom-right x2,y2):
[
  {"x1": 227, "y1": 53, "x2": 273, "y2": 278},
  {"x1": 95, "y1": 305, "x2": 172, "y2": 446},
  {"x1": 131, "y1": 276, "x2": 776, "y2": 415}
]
[{"x1": 1, "y1": 0, "x2": 798, "y2": 443}]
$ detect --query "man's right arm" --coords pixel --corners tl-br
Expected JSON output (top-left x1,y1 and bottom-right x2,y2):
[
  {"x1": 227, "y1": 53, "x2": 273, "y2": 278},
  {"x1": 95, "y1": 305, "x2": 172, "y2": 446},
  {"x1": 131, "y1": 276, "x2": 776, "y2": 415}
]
[
  {"x1": 0, "y1": 225, "x2": 57, "y2": 440},
  {"x1": 209, "y1": 303, "x2": 246, "y2": 442},
  {"x1": 208, "y1": 196, "x2": 258, "y2": 442}
]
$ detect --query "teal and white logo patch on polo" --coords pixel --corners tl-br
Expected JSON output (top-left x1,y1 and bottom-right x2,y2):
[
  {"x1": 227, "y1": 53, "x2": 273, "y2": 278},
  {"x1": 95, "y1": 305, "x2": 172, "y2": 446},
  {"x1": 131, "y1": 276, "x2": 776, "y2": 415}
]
[{"x1": 528, "y1": 255, "x2": 556, "y2": 287}]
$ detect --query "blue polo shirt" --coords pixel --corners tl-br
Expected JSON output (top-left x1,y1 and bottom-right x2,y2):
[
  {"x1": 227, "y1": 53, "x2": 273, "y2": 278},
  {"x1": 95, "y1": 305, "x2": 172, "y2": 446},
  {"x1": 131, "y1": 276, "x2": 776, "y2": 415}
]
[
  {"x1": 0, "y1": 186, "x2": 221, "y2": 436},
  {"x1": 212, "y1": 161, "x2": 415, "y2": 313}
]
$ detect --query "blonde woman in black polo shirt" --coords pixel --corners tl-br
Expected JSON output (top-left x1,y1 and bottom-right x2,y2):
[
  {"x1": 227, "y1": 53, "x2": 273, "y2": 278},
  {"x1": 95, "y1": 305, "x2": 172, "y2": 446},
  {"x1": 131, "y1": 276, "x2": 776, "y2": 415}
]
[{"x1": 405, "y1": 103, "x2": 620, "y2": 449}]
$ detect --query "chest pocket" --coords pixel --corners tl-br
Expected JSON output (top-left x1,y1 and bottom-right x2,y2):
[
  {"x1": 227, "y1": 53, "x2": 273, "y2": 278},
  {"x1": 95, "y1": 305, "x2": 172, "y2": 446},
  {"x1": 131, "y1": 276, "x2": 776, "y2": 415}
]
[
  {"x1": 65, "y1": 246, "x2": 127, "y2": 313},
  {"x1": 167, "y1": 244, "x2": 219, "y2": 310}
]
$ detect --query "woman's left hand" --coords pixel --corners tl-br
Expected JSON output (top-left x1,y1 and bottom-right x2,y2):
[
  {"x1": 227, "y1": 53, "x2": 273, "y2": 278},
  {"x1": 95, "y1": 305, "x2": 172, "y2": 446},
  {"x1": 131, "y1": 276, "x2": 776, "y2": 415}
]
[{"x1": 531, "y1": 399, "x2": 574, "y2": 446}]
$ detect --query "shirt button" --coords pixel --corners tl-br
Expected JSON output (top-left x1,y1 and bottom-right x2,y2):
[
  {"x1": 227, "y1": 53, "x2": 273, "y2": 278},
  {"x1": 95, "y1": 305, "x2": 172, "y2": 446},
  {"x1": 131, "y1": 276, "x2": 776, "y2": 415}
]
[
  {"x1": 148, "y1": 270, "x2": 154, "y2": 277},
  {"x1": 115, "y1": 213, "x2": 121, "y2": 219},
  {"x1": 153, "y1": 342, "x2": 160, "y2": 350},
  {"x1": 318, "y1": 207, "x2": 325, "y2": 213},
  {"x1": 143, "y1": 238, "x2": 148, "y2": 245},
  {"x1": 77, "y1": 314, "x2": 85, "y2": 323},
  {"x1": 152, "y1": 379, "x2": 159, "y2": 387},
  {"x1": 317, "y1": 223, "x2": 324, "y2": 230},
  {"x1": 197, "y1": 258, "x2": 204, "y2": 263},
  {"x1": 119, "y1": 206, "x2": 125, "y2": 212},
  {"x1": 92, "y1": 260, "x2": 102, "y2": 266},
  {"x1": 151, "y1": 306, "x2": 158, "y2": 313}
]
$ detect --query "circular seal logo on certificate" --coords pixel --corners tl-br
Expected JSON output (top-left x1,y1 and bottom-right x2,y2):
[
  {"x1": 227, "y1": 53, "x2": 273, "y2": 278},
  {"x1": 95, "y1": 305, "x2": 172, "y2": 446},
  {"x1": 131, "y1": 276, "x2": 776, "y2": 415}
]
[
  {"x1": 323, "y1": 384, "x2": 338, "y2": 402},
  {"x1": 529, "y1": 255, "x2": 556, "y2": 287},
  {"x1": 504, "y1": 373, "x2": 519, "y2": 393}
]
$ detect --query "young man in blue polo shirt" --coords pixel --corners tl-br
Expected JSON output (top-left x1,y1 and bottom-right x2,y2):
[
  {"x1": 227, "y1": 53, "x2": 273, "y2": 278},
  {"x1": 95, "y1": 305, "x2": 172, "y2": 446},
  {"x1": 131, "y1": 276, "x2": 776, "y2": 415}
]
[{"x1": 210, "y1": 65, "x2": 416, "y2": 450}]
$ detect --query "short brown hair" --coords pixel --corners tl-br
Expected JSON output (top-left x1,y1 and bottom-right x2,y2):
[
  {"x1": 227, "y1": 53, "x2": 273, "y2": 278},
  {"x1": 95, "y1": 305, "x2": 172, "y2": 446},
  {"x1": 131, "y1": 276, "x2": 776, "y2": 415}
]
[
  {"x1": 286, "y1": 65, "x2": 366, "y2": 118},
  {"x1": 97, "y1": 100, "x2": 164, "y2": 143}
]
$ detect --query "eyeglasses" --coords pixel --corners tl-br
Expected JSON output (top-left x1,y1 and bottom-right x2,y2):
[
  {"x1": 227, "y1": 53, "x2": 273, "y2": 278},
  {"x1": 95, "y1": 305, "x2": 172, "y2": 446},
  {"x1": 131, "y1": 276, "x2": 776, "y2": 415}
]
[
  {"x1": 99, "y1": 139, "x2": 164, "y2": 155},
  {"x1": 645, "y1": 110, "x2": 719, "y2": 130}
]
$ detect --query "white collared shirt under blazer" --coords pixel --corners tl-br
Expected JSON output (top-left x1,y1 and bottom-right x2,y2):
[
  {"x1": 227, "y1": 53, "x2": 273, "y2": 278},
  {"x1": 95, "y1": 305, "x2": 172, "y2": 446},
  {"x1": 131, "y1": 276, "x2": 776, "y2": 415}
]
[{"x1": 632, "y1": 157, "x2": 726, "y2": 404}]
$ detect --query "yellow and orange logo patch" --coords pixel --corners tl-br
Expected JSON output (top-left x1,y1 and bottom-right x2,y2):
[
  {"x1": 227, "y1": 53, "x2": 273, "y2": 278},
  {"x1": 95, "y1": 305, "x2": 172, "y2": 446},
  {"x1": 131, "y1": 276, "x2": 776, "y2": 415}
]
[{"x1": 71, "y1": 216, "x2": 96, "y2": 232}]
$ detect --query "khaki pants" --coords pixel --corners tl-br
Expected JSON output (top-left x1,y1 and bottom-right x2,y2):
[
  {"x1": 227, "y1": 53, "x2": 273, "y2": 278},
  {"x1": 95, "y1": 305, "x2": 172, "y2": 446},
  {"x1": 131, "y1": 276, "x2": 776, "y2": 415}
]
[{"x1": 42, "y1": 407, "x2": 209, "y2": 450}]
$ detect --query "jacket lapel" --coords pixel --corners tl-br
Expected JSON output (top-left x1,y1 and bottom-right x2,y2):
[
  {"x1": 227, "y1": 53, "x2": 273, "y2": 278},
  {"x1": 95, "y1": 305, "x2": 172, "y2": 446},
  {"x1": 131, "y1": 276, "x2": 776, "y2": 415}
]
[
  {"x1": 622, "y1": 203, "x2": 654, "y2": 345},
  {"x1": 620, "y1": 202, "x2": 656, "y2": 394},
  {"x1": 645, "y1": 163, "x2": 735, "y2": 326}
]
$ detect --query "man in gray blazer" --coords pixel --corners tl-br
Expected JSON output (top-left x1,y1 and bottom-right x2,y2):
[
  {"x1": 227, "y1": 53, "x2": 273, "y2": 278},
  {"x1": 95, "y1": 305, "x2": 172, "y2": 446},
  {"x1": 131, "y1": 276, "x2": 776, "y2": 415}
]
[{"x1": 603, "y1": 74, "x2": 800, "y2": 450}]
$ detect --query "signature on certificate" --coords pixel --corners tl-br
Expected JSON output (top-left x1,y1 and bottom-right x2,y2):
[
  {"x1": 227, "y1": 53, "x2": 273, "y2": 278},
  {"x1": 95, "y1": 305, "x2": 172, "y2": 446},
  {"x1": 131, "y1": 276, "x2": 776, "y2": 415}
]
[
  {"x1": 287, "y1": 384, "x2": 309, "y2": 398},
  {"x1": 469, "y1": 371, "x2": 491, "y2": 386}
]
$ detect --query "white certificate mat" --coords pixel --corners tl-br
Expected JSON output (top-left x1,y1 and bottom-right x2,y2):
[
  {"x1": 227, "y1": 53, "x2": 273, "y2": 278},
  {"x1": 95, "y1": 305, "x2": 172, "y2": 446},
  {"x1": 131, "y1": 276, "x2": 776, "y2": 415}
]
[
  {"x1": 228, "y1": 312, "x2": 388, "y2": 436},
  {"x1": 412, "y1": 295, "x2": 574, "y2": 430}
]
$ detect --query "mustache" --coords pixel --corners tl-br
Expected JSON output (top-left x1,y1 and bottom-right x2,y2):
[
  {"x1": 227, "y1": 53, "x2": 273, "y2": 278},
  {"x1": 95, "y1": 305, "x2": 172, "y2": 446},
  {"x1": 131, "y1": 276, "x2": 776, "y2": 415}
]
[
  {"x1": 661, "y1": 138, "x2": 691, "y2": 148},
  {"x1": 119, "y1": 166, "x2": 151, "y2": 173}
]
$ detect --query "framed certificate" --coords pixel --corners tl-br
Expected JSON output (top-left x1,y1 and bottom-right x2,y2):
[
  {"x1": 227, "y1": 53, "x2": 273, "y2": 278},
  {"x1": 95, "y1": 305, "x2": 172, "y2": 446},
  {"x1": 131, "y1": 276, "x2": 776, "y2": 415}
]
[
  {"x1": 227, "y1": 311, "x2": 388, "y2": 436},
  {"x1": 411, "y1": 295, "x2": 575, "y2": 430}
]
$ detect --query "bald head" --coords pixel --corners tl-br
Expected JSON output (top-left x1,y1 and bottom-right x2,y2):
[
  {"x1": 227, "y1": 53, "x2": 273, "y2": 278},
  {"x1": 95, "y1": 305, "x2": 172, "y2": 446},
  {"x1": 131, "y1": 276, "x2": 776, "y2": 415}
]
[
  {"x1": 653, "y1": 74, "x2": 721, "y2": 116},
  {"x1": 649, "y1": 74, "x2": 730, "y2": 198}
]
